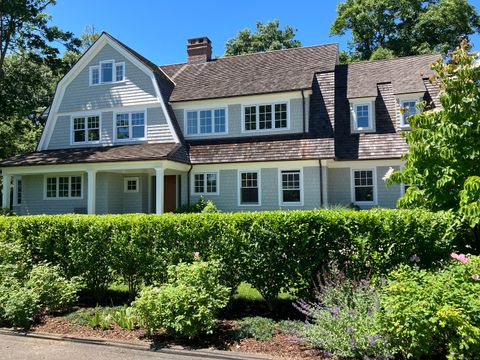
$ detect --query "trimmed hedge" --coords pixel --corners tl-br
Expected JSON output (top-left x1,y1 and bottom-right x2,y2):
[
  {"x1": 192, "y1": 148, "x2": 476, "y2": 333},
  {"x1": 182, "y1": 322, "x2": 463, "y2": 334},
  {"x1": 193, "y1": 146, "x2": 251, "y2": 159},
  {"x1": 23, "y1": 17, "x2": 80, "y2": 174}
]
[{"x1": 0, "y1": 209, "x2": 462, "y2": 301}]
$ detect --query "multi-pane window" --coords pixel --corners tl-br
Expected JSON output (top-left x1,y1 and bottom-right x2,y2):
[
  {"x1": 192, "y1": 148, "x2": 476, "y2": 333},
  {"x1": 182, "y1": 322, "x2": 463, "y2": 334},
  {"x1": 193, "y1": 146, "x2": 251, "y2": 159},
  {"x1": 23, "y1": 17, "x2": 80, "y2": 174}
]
[
  {"x1": 200, "y1": 110, "x2": 212, "y2": 134},
  {"x1": 240, "y1": 172, "x2": 259, "y2": 205},
  {"x1": 186, "y1": 109, "x2": 226, "y2": 135},
  {"x1": 73, "y1": 116, "x2": 100, "y2": 143},
  {"x1": 124, "y1": 177, "x2": 139, "y2": 193},
  {"x1": 244, "y1": 103, "x2": 288, "y2": 132},
  {"x1": 275, "y1": 103, "x2": 287, "y2": 128},
  {"x1": 101, "y1": 61, "x2": 113, "y2": 83},
  {"x1": 90, "y1": 66, "x2": 100, "y2": 85},
  {"x1": 115, "y1": 112, "x2": 145, "y2": 140},
  {"x1": 244, "y1": 106, "x2": 257, "y2": 131},
  {"x1": 353, "y1": 170, "x2": 375, "y2": 203},
  {"x1": 355, "y1": 104, "x2": 370, "y2": 129},
  {"x1": 281, "y1": 170, "x2": 301, "y2": 204},
  {"x1": 15, "y1": 179, "x2": 22, "y2": 205},
  {"x1": 90, "y1": 60, "x2": 124, "y2": 85},
  {"x1": 115, "y1": 63, "x2": 125, "y2": 82},
  {"x1": 401, "y1": 100, "x2": 417, "y2": 126},
  {"x1": 193, "y1": 173, "x2": 218, "y2": 194},
  {"x1": 46, "y1": 176, "x2": 82, "y2": 199}
]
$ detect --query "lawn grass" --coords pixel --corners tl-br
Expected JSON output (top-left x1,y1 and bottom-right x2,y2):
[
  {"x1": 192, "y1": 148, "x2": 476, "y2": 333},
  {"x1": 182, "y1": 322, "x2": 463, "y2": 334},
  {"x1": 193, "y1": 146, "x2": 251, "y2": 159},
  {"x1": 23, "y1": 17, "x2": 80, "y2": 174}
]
[{"x1": 234, "y1": 282, "x2": 295, "y2": 301}]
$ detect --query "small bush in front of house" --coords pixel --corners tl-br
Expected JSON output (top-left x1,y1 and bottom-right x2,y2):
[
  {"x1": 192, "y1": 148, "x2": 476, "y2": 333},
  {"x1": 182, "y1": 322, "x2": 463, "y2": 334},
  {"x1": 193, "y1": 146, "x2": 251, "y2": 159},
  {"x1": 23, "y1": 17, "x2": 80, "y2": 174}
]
[
  {"x1": 0, "y1": 241, "x2": 78, "y2": 328},
  {"x1": 0, "y1": 208, "x2": 16, "y2": 216},
  {"x1": 235, "y1": 316, "x2": 277, "y2": 341},
  {"x1": 133, "y1": 259, "x2": 230, "y2": 338},
  {"x1": 174, "y1": 196, "x2": 219, "y2": 213},
  {"x1": 292, "y1": 272, "x2": 391, "y2": 359},
  {"x1": 380, "y1": 254, "x2": 480, "y2": 359}
]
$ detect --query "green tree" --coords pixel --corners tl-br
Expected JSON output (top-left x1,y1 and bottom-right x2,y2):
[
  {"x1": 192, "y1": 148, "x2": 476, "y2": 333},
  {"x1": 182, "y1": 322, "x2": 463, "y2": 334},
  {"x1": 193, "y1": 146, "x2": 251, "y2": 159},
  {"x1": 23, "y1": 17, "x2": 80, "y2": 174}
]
[
  {"x1": 0, "y1": 0, "x2": 80, "y2": 76},
  {"x1": 331, "y1": 0, "x2": 480, "y2": 61},
  {"x1": 224, "y1": 19, "x2": 301, "y2": 56},
  {"x1": 388, "y1": 39, "x2": 480, "y2": 244}
]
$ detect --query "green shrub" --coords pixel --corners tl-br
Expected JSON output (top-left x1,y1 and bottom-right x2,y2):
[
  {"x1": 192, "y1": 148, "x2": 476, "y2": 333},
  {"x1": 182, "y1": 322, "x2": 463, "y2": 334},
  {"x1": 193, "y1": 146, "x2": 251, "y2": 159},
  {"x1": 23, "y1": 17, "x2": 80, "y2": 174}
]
[
  {"x1": 173, "y1": 196, "x2": 219, "y2": 213},
  {"x1": 0, "y1": 241, "x2": 78, "y2": 328},
  {"x1": 381, "y1": 255, "x2": 480, "y2": 359},
  {"x1": 292, "y1": 273, "x2": 391, "y2": 358},
  {"x1": 27, "y1": 263, "x2": 78, "y2": 311},
  {"x1": 0, "y1": 208, "x2": 16, "y2": 216},
  {"x1": 133, "y1": 260, "x2": 230, "y2": 338},
  {"x1": 0, "y1": 209, "x2": 461, "y2": 301},
  {"x1": 236, "y1": 317, "x2": 277, "y2": 341}
]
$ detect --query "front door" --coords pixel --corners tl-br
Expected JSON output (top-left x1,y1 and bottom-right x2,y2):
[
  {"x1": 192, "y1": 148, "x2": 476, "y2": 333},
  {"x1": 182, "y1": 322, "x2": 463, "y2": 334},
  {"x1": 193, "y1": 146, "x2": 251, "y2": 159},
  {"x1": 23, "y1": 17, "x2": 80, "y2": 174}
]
[
  {"x1": 151, "y1": 175, "x2": 177, "y2": 213},
  {"x1": 163, "y1": 175, "x2": 177, "y2": 213}
]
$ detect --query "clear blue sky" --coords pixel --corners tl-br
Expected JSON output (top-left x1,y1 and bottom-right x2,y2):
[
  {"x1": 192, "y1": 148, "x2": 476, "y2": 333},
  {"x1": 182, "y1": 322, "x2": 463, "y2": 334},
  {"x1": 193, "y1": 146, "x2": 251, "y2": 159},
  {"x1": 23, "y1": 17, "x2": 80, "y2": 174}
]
[{"x1": 48, "y1": 0, "x2": 480, "y2": 65}]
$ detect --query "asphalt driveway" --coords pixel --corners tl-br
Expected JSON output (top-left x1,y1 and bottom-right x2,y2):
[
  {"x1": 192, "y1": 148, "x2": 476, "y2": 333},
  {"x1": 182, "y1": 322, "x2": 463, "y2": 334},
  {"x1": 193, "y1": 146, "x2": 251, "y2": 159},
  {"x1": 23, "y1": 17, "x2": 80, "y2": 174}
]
[{"x1": 0, "y1": 332, "x2": 270, "y2": 360}]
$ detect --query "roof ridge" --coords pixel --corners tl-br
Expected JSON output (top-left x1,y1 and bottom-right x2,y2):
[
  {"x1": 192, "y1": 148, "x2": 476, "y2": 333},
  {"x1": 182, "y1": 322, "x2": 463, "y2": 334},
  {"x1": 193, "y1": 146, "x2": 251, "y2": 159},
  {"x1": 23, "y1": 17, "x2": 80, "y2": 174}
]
[{"x1": 158, "y1": 43, "x2": 339, "y2": 68}]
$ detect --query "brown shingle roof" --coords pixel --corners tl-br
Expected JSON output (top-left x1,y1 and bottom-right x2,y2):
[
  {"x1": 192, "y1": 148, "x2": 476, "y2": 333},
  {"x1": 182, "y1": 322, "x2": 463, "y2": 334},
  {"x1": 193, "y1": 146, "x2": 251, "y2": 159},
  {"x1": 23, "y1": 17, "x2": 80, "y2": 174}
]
[
  {"x1": 346, "y1": 54, "x2": 440, "y2": 99},
  {"x1": 189, "y1": 138, "x2": 334, "y2": 164},
  {"x1": 160, "y1": 44, "x2": 339, "y2": 102},
  {"x1": 0, "y1": 143, "x2": 189, "y2": 167},
  {"x1": 335, "y1": 133, "x2": 409, "y2": 160}
]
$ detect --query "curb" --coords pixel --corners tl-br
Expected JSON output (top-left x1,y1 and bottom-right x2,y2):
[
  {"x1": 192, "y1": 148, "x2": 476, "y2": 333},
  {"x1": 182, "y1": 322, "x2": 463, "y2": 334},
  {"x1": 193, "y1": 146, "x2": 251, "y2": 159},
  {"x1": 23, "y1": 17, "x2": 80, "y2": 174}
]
[{"x1": 0, "y1": 328, "x2": 271, "y2": 360}]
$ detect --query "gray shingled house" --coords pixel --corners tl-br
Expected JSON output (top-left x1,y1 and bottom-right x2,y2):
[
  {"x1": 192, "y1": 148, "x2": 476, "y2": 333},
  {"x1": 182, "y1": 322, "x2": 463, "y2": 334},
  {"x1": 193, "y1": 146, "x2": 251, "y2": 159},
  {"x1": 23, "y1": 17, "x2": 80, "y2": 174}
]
[{"x1": 0, "y1": 33, "x2": 440, "y2": 215}]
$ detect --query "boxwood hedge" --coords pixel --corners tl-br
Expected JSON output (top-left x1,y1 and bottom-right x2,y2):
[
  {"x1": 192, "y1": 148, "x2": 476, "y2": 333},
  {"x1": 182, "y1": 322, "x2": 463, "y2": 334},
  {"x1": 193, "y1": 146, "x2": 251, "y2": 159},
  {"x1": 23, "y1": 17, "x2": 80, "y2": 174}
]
[{"x1": 0, "y1": 209, "x2": 462, "y2": 302}]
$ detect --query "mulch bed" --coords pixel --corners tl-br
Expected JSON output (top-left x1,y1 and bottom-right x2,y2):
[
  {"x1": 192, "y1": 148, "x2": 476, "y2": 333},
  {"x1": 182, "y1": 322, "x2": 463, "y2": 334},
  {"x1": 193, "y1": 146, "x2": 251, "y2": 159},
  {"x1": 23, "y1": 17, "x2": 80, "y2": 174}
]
[{"x1": 30, "y1": 315, "x2": 326, "y2": 360}]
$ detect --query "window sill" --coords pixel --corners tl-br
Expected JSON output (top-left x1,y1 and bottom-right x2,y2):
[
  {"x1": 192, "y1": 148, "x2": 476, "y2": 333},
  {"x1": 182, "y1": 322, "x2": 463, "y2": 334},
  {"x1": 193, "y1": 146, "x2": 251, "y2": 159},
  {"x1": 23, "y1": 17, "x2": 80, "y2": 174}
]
[
  {"x1": 280, "y1": 202, "x2": 304, "y2": 206},
  {"x1": 242, "y1": 127, "x2": 290, "y2": 133},
  {"x1": 90, "y1": 80, "x2": 126, "y2": 87},
  {"x1": 186, "y1": 132, "x2": 228, "y2": 138},
  {"x1": 114, "y1": 138, "x2": 147, "y2": 143},
  {"x1": 71, "y1": 141, "x2": 101, "y2": 146},
  {"x1": 351, "y1": 128, "x2": 375, "y2": 134},
  {"x1": 45, "y1": 197, "x2": 83, "y2": 201},
  {"x1": 239, "y1": 203, "x2": 261, "y2": 207},
  {"x1": 193, "y1": 192, "x2": 219, "y2": 196}
]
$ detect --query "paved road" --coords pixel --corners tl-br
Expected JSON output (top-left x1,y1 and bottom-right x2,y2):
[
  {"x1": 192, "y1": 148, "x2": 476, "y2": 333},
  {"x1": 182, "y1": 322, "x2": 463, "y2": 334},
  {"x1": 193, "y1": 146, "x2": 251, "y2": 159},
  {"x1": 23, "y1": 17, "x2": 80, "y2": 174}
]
[{"x1": 0, "y1": 333, "x2": 270, "y2": 360}]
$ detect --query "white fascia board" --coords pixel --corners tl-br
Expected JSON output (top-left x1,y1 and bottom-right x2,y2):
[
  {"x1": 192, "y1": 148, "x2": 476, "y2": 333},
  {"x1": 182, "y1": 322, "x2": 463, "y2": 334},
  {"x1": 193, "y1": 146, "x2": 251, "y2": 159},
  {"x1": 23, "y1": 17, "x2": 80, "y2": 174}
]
[
  {"x1": 170, "y1": 90, "x2": 313, "y2": 109},
  {"x1": 1, "y1": 159, "x2": 190, "y2": 176},
  {"x1": 328, "y1": 159, "x2": 404, "y2": 168}
]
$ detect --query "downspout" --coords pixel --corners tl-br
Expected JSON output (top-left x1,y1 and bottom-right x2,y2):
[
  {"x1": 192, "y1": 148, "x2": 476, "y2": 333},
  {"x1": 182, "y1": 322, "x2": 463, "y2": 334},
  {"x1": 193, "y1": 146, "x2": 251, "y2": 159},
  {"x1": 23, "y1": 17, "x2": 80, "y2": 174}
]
[
  {"x1": 319, "y1": 160, "x2": 323, "y2": 208},
  {"x1": 301, "y1": 90, "x2": 306, "y2": 135},
  {"x1": 187, "y1": 164, "x2": 193, "y2": 205}
]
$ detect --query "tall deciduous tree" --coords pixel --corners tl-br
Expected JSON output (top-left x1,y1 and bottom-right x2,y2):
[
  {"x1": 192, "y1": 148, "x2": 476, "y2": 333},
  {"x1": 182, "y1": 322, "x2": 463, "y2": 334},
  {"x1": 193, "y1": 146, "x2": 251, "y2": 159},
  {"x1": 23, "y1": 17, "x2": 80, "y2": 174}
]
[
  {"x1": 387, "y1": 39, "x2": 480, "y2": 244},
  {"x1": 331, "y1": 0, "x2": 480, "y2": 61},
  {"x1": 224, "y1": 19, "x2": 301, "y2": 56}
]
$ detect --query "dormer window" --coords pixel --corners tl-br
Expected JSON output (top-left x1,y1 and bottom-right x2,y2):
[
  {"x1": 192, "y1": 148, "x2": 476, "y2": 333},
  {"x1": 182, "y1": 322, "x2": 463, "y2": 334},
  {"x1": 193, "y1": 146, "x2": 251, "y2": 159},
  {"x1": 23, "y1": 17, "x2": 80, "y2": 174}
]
[
  {"x1": 350, "y1": 98, "x2": 375, "y2": 132},
  {"x1": 90, "y1": 60, "x2": 125, "y2": 85},
  {"x1": 396, "y1": 93, "x2": 424, "y2": 129}
]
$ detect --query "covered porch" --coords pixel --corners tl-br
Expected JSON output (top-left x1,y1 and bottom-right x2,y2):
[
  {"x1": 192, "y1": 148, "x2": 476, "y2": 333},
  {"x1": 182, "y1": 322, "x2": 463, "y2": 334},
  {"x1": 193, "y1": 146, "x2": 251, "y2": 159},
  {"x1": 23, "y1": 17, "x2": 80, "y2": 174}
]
[{"x1": 1, "y1": 160, "x2": 190, "y2": 215}]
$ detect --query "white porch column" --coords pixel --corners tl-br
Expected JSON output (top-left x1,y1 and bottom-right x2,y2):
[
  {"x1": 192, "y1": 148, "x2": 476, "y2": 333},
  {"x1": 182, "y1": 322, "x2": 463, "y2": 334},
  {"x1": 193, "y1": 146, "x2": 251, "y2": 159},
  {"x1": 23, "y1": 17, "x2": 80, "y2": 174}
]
[
  {"x1": 2, "y1": 174, "x2": 11, "y2": 209},
  {"x1": 155, "y1": 167, "x2": 164, "y2": 214},
  {"x1": 87, "y1": 170, "x2": 97, "y2": 215}
]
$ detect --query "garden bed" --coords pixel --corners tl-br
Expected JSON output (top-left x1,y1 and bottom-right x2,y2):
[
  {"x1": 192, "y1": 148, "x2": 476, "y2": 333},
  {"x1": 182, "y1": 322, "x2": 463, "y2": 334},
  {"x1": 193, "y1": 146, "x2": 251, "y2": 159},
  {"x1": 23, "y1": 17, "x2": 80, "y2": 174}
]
[{"x1": 28, "y1": 313, "x2": 324, "y2": 360}]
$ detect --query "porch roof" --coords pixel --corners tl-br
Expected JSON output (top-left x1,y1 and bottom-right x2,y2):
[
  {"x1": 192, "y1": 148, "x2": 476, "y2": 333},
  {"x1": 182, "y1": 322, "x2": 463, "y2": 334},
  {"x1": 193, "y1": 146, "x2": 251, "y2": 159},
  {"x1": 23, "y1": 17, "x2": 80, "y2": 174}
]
[
  {"x1": 0, "y1": 143, "x2": 189, "y2": 168},
  {"x1": 188, "y1": 138, "x2": 335, "y2": 164}
]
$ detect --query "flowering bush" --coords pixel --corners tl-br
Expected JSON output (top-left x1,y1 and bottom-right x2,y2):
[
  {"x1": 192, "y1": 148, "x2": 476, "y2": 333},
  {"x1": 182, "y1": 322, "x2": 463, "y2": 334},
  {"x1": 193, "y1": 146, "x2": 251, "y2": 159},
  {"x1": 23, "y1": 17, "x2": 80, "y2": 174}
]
[
  {"x1": 381, "y1": 254, "x2": 480, "y2": 359},
  {"x1": 292, "y1": 273, "x2": 391, "y2": 358},
  {"x1": 133, "y1": 258, "x2": 230, "y2": 338}
]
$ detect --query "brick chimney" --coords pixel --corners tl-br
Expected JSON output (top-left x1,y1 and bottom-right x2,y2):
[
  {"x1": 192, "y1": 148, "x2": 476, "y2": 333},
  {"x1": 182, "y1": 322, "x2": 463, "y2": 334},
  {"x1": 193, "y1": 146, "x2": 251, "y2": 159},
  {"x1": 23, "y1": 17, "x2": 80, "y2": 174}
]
[{"x1": 187, "y1": 37, "x2": 212, "y2": 63}]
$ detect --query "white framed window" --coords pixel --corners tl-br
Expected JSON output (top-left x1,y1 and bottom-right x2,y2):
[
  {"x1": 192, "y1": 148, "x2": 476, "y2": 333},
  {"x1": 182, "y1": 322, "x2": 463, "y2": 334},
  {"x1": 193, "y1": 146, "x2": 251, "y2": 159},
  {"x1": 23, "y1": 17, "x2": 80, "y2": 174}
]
[
  {"x1": 243, "y1": 102, "x2": 288, "y2": 132},
  {"x1": 239, "y1": 171, "x2": 260, "y2": 206},
  {"x1": 279, "y1": 170, "x2": 303, "y2": 205},
  {"x1": 13, "y1": 177, "x2": 22, "y2": 206},
  {"x1": 351, "y1": 169, "x2": 376, "y2": 205},
  {"x1": 185, "y1": 108, "x2": 227, "y2": 136},
  {"x1": 115, "y1": 111, "x2": 146, "y2": 141},
  {"x1": 350, "y1": 98, "x2": 375, "y2": 132},
  {"x1": 44, "y1": 175, "x2": 83, "y2": 200},
  {"x1": 115, "y1": 62, "x2": 125, "y2": 82},
  {"x1": 89, "y1": 66, "x2": 100, "y2": 85},
  {"x1": 124, "y1": 177, "x2": 139, "y2": 193},
  {"x1": 192, "y1": 172, "x2": 219, "y2": 195},
  {"x1": 89, "y1": 59, "x2": 125, "y2": 85},
  {"x1": 72, "y1": 115, "x2": 100, "y2": 144}
]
